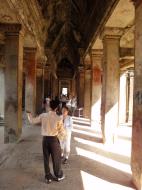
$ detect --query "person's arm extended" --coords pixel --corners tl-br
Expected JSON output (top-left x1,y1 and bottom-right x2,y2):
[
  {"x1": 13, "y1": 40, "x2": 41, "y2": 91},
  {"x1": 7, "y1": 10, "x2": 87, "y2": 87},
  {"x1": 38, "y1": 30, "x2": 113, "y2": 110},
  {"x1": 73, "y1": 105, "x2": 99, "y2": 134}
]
[{"x1": 27, "y1": 112, "x2": 41, "y2": 125}]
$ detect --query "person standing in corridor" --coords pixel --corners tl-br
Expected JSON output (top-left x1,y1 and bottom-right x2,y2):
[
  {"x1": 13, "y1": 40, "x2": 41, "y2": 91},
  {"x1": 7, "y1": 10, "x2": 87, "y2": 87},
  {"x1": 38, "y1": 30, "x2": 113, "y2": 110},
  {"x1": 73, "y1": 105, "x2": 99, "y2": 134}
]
[
  {"x1": 60, "y1": 106, "x2": 73, "y2": 164},
  {"x1": 27, "y1": 100, "x2": 65, "y2": 183}
]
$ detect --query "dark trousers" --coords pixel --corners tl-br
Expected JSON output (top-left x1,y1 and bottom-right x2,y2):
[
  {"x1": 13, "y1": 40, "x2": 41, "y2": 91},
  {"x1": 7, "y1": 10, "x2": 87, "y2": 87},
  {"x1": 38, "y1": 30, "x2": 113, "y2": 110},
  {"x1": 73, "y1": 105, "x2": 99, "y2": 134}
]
[{"x1": 42, "y1": 136, "x2": 63, "y2": 179}]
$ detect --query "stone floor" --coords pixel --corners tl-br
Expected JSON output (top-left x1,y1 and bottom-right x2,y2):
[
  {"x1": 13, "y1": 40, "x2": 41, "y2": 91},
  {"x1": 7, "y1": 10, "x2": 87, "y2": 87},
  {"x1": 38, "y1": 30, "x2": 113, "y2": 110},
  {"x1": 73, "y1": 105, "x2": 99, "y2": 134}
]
[{"x1": 0, "y1": 117, "x2": 136, "y2": 190}]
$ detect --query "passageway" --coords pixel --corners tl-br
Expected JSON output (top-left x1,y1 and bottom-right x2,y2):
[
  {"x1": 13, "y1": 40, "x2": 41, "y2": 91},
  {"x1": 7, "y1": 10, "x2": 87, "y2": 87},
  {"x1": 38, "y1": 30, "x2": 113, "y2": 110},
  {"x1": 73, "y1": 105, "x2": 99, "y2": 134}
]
[{"x1": 0, "y1": 117, "x2": 135, "y2": 190}]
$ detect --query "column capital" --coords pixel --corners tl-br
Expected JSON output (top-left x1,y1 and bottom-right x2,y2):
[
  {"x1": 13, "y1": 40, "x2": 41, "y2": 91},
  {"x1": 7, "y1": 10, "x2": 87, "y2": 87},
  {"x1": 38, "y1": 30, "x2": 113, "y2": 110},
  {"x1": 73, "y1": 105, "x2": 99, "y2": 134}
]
[
  {"x1": 78, "y1": 64, "x2": 84, "y2": 72},
  {"x1": 91, "y1": 49, "x2": 103, "y2": 57},
  {"x1": 24, "y1": 47, "x2": 37, "y2": 53},
  {"x1": 0, "y1": 23, "x2": 22, "y2": 35},
  {"x1": 100, "y1": 27, "x2": 124, "y2": 40},
  {"x1": 84, "y1": 53, "x2": 91, "y2": 69}
]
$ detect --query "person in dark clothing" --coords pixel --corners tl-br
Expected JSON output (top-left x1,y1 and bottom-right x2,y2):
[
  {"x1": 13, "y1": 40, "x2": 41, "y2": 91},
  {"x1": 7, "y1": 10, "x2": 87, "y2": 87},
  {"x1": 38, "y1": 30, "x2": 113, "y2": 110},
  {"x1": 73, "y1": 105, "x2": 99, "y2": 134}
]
[{"x1": 27, "y1": 100, "x2": 65, "y2": 183}]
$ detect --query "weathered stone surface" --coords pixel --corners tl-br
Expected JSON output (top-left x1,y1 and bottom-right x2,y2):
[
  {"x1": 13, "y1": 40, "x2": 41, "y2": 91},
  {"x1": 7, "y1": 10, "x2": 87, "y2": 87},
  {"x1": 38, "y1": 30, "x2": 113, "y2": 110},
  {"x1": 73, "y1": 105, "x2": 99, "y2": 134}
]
[
  {"x1": 24, "y1": 48, "x2": 37, "y2": 114},
  {"x1": 131, "y1": 2, "x2": 142, "y2": 190},
  {"x1": 91, "y1": 50, "x2": 102, "y2": 128},
  {"x1": 101, "y1": 29, "x2": 121, "y2": 143},
  {"x1": 4, "y1": 27, "x2": 23, "y2": 143}
]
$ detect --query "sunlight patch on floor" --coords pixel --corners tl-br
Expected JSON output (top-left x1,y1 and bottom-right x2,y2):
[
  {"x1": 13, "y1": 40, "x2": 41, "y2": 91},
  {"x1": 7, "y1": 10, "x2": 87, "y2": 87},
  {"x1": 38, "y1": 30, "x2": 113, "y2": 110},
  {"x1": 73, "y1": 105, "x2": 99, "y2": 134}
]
[
  {"x1": 73, "y1": 128, "x2": 101, "y2": 138},
  {"x1": 81, "y1": 171, "x2": 134, "y2": 190},
  {"x1": 74, "y1": 136, "x2": 131, "y2": 158},
  {"x1": 76, "y1": 147, "x2": 131, "y2": 174}
]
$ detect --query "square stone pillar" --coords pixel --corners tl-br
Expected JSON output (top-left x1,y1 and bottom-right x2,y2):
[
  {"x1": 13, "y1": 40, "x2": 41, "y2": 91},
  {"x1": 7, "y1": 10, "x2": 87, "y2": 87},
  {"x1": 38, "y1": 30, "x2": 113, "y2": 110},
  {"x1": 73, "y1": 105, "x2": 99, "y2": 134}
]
[
  {"x1": 101, "y1": 27, "x2": 123, "y2": 144},
  {"x1": 0, "y1": 45, "x2": 5, "y2": 119},
  {"x1": 119, "y1": 72, "x2": 127, "y2": 124},
  {"x1": 36, "y1": 66, "x2": 43, "y2": 114},
  {"x1": 91, "y1": 49, "x2": 102, "y2": 128},
  {"x1": 0, "y1": 68, "x2": 5, "y2": 119},
  {"x1": 0, "y1": 24, "x2": 23, "y2": 143},
  {"x1": 77, "y1": 67, "x2": 85, "y2": 108},
  {"x1": 128, "y1": 70, "x2": 134, "y2": 123},
  {"x1": 52, "y1": 76, "x2": 58, "y2": 99},
  {"x1": 84, "y1": 54, "x2": 91, "y2": 118},
  {"x1": 24, "y1": 48, "x2": 37, "y2": 114},
  {"x1": 44, "y1": 69, "x2": 51, "y2": 97},
  {"x1": 131, "y1": 1, "x2": 142, "y2": 189}
]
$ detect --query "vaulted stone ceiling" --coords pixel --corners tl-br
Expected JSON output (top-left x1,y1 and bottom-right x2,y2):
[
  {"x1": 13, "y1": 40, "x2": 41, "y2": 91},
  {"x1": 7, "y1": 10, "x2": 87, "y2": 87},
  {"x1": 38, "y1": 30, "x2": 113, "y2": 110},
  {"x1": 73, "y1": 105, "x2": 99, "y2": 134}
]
[{"x1": 37, "y1": 0, "x2": 119, "y2": 69}]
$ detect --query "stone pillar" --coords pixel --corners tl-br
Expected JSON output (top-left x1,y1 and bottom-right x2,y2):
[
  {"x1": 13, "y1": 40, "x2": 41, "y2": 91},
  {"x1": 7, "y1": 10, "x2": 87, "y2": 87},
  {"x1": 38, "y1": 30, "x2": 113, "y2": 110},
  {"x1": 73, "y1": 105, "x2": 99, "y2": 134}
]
[
  {"x1": 0, "y1": 45, "x2": 5, "y2": 119},
  {"x1": 52, "y1": 76, "x2": 58, "y2": 99},
  {"x1": 84, "y1": 54, "x2": 91, "y2": 118},
  {"x1": 131, "y1": 1, "x2": 142, "y2": 189},
  {"x1": 36, "y1": 65, "x2": 43, "y2": 114},
  {"x1": 128, "y1": 70, "x2": 134, "y2": 123},
  {"x1": 91, "y1": 49, "x2": 102, "y2": 128},
  {"x1": 44, "y1": 69, "x2": 51, "y2": 97},
  {"x1": 77, "y1": 48, "x2": 85, "y2": 108},
  {"x1": 101, "y1": 27, "x2": 122, "y2": 143},
  {"x1": 0, "y1": 68, "x2": 5, "y2": 119},
  {"x1": 24, "y1": 48, "x2": 36, "y2": 114},
  {"x1": 77, "y1": 67, "x2": 85, "y2": 108},
  {"x1": 72, "y1": 78, "x2": 76, "y2": 97},
  {"x1": 119, "y1": 72, "x2": 127, "y2": 124},
  {"x1": 0, "y1": 24, "x2": 23, "y2": 143}
]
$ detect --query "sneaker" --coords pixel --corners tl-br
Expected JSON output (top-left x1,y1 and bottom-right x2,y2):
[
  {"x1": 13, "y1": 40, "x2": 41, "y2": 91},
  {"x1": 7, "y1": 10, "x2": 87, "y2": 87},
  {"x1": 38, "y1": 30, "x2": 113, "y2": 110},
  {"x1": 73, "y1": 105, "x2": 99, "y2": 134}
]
[
  {"x1": 56, "y1": 175, "x2": 65, "y2": 182},
  {"x1": 45, "y1": 178, "x2": 52, "y2": 184},
  {"x1": 63, "y1": 158, "x2": 68, "y2": 164}
]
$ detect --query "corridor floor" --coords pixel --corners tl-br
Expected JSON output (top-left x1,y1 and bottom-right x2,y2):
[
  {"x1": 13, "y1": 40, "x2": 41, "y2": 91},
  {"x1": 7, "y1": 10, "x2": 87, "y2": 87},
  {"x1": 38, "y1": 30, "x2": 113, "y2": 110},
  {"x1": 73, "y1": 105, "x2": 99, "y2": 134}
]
[{"x1": 0, "y1": 117, "x2": 136, "y2": 190}]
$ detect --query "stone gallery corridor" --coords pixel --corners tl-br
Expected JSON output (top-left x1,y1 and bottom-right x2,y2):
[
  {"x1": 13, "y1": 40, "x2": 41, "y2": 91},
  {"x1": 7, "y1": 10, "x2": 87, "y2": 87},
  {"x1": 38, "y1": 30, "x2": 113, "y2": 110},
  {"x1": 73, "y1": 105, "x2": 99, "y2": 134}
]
[
  {"x1": 0, "y1": 117, "x2": 135, "y2": 190},
  {"x1": 0, "y1": 0, "x2": 142, "y2": 189}
]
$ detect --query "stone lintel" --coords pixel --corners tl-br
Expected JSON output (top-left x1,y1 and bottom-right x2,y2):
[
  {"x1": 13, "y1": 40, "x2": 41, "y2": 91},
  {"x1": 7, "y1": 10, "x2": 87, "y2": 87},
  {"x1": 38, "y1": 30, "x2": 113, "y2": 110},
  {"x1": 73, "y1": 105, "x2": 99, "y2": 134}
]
[
  {"x1": 0, "y1": 23, "x2": 22, "y2": 35},
  {"x1": 101, "y1": 27, "x2": 124, "y2": 40}
]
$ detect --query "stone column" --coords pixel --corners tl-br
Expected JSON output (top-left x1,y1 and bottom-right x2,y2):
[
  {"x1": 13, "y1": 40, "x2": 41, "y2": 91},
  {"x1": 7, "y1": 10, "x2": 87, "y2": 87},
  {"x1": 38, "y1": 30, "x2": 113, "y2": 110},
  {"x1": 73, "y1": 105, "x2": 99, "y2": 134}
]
[
  {"x1": 0, "y1": 68, "x2": 5, "y2": 119},
  {"x1": 0, "y1": 24, "x2": 23, "y2": 143},
  {"x1": 44, "y1": 69, "x2": 51, "y2": 97},
  {"x1": 71, "y1": 78, "x2": 76, "y2": 97},
  {"x1": 84, "y1": 54, "x2": 91, "y2": 118},
  {"x1": 0, "y1": 44, "x2": 5, "y2": 119},
  {"x1": 52, "y1": 76, "x2": 58, "y2": 99},
  {"x1": 128, "y1": 70, "x2": 134, "y2": 123},
  {"x1": 36, "y1": 65, "x2": 43, "y2": 114},
  {"x1": 77, "y1": 48, "x2": 85, "y2": 108},
  {"x1": 101, "y1": 27, "x2": 123, "y2": 143},
  {"x1": 131, "y1": 1, "x2": 142, "y2": 189},
  {"x1": 119, "y1": 71, "x2": 127, "y2": 124},
  {"x1": 91, "y1": 49, "x2": 102, "y2": 128},
  {"x1": 24, "y1": 48, "x2": 36, "y2": 114},
  {"x1": 77, "y1": 67, "x2": 85, "y2": 108}
]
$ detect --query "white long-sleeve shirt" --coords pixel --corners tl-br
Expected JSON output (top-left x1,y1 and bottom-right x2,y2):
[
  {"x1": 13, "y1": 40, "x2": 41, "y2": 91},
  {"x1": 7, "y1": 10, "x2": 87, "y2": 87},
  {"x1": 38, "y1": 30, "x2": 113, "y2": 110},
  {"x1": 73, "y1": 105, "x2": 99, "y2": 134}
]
[
  {"x1": 28, "y1": 111, "x2": 65, "y2": 137},
  {"x1": 61, "y1": 115, "x2": 73, "y2": 132}
]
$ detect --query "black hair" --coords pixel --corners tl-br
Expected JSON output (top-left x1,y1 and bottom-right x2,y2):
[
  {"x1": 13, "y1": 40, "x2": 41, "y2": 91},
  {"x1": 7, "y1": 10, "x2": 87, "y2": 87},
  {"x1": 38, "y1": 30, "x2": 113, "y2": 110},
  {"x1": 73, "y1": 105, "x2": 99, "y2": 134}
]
[{"x1": 50, "y1": 100, "x2": 59, "y2": 110}]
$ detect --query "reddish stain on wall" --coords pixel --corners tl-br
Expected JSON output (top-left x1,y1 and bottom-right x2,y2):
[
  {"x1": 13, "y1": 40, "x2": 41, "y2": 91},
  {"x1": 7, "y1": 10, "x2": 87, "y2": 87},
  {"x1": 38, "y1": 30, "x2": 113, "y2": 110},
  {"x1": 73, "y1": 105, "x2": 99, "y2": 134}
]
[{"x1": 93, "y1": 66, "x2": 101, "y2": 83}]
